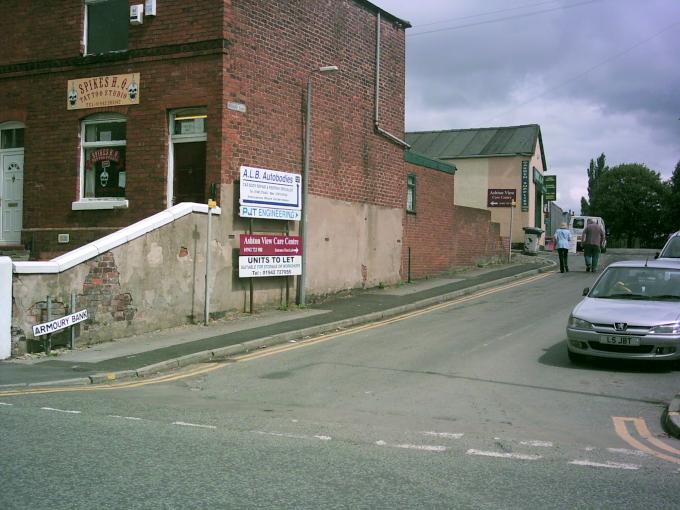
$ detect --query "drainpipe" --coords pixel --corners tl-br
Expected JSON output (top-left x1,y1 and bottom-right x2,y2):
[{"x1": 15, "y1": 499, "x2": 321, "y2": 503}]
[{"x1": 374, "y1": 12, "x2": 411, "y2": 150}]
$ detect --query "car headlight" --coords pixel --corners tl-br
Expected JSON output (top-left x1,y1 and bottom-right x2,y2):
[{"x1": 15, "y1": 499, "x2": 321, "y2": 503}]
[
  {"x1": 568, "y1": 316, "x2": 593, "y2": 330},
  {"x1": 649, "y1": 322, "x2": 680, "y2": 335}
]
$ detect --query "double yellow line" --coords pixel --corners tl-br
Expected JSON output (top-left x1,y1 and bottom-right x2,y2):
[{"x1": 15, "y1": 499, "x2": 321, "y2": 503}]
[
  {"x1": 613, "y1": 417, "x2": 680, "y2": 465},
  {"x1": 0, "y1": 271, "x2": 552, "y2": 397}
]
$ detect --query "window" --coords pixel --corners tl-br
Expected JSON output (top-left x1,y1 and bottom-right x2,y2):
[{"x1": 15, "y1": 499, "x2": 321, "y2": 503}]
[
  {"x1": 85, "y1": 0, "x2": 128, "y2": 55},
  {"x1": 73, "y1": 114, "x2": 128, "y2": 210},
  {"x1": 0, "y1": 125, "x2": 24, "y2": 149},
  {"x1": 406, "y1": 174, "x2": 416, "y2": 213},
  {"x1": 169, "y1": 109, "x2": 208, "y2": 206}
]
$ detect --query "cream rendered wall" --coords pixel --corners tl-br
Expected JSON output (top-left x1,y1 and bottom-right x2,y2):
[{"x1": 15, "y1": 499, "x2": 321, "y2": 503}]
[
  {"x1": 449, "y1": 158, "x2": 489, "y2": 209},
  {"x1": 488, "y1": 156, "x2": 524, "y2": 244},
  {"x1": 306, "y1": 195, "x2": 403, "y2": 294},
  {"x1": 486, "y1": 141, "x2": 545, "y2": 245}
]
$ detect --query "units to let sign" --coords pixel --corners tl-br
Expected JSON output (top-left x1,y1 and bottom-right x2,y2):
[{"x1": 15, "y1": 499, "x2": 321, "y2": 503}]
[
  {"x1": 33, "y1": 309, "x2": 88, "y2": 337},
  {"x1": 239, "y1": 166, "x2": 301, "y2": 221},
  {"x1": 239, "y1": 256, "x2": 302, "y2": 278},
  {"x1": 239, "y1": 234, "x2": 302, "y2": 277},
  {"x1": 487, "y1": 188, "x2": 517, "y2": 207}
]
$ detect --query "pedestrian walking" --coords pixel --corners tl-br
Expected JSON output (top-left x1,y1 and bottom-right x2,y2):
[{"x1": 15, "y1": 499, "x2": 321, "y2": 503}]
[
  {"x1": 582, "y1": 218, "x2": 605, "y2": 272},
  {"x1": 554, "y1": 222, "x2": 572, "y2": 273}
]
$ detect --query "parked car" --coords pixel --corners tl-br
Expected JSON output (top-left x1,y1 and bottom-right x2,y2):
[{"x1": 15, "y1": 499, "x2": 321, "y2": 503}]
[
  {"x1": 569, "y1": 215, "x2": 607, "y2": 252},
  {"x1": 657, "y1": 230, "x2": 680, "y2": 260},
  {"x1": 566, "y1": 259, "x2": 680, "y2": 364}
]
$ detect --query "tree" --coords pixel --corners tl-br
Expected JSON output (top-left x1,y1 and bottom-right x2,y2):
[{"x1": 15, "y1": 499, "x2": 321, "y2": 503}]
[
  {"x1": 664, "y1": 160, "x2": 680, "y2": 229},
  {"x1": 589, "y1": 163, "x2": 665, "y2": 247},
  {"x1": 580, "y1": 153, "x2": 607, "y2": 215}
]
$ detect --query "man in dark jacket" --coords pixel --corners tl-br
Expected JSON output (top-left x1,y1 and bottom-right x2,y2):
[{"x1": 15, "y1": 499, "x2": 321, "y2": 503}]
[{"x1": 583, "y1": 219, "x2": 605, "y2": 272}]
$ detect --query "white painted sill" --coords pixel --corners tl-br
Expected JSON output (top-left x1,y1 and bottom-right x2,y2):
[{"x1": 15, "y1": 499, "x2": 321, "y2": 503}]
[{"x1": 71, "y1": 199, "x2": 129, "y2": 211}]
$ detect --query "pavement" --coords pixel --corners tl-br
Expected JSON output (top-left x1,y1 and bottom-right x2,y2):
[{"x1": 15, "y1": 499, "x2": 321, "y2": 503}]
[{"x1": 2, "y1": 250, "x2": 679, "y2": 440}]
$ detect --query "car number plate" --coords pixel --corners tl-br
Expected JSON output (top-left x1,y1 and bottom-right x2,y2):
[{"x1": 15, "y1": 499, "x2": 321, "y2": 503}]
[{"x1": 600, "y1": 335, "x2": 640, "y2": 346}]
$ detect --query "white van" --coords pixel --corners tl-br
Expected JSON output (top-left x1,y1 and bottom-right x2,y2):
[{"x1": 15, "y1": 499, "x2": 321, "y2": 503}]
[{"x1": 569, "y1": 216, "x2": 607, "y2": 252}]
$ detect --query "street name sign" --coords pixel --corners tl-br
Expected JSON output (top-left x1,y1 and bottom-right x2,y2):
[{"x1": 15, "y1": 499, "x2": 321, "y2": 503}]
[
  {"x1": 487, "y1": 188, "x2": 517, "y2": 207},
  {"x1": 33, "y1": 309, "x2": 88, "y2": 337},
  {"x1": 239, "y1": 166, "x2": 301, "y2": 221}
]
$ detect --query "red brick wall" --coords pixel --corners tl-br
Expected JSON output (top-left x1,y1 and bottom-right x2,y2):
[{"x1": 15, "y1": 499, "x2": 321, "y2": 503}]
[
  {"x1": 0, "y1": 2, "x2": 227, "y2": 257},
  {"x1": 451, "y1": 205, "x2": 506, "y2": 267},
  {"x1": 229, "y1": 0, "x2": 407, "y2": 208},
  {"x1": 0, "y1": 1, "x2": 225, "y2": 65},
  {"x1": 402, "y1": 162, "x2": 506, "y2": 280},
  {"x1": 402, "y1": 162, "x2": 455, "y2": 279}
]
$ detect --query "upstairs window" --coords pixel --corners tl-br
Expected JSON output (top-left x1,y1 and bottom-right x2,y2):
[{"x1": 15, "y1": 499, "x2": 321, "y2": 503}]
[
  {"x1": 85, "y1": 0, "x2": 128, "y2": 55},
  {"x1": 81, "y1": 114, "x2": 127, "y2": 200},
  {"x1": 406, "y1": 174, "x2": 416, "y2": 213}
]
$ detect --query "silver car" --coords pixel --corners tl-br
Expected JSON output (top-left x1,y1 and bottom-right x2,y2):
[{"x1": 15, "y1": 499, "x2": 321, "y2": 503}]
[
  {"x1": 657, "y1": 230, "x2": 680, "y2": 260},
  {"x1": 566, "y1": 259, "x2": 680, "y2": 363}
]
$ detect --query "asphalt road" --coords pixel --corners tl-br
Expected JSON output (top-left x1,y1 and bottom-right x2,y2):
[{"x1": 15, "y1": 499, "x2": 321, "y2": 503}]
[{"x1": 1, "y1": 250, "x2": 679, "y2": 509}]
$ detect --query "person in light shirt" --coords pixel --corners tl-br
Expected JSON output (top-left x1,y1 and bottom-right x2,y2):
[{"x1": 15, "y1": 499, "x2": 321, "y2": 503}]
[{"x1": 554, "y1": 222, "x2": 572, "y2": 273}]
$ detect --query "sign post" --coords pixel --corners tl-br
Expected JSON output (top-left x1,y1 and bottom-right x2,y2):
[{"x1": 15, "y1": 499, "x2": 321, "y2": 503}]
[
  {"x1": 487, "y1": 189, "x2": 518, "y2": 263},
  {"x1": 509, "y1": 201, "x2": 516, "y2": 263},
  {"x1": 205, "y1": 198, "x2": 217, "y2": 325}
]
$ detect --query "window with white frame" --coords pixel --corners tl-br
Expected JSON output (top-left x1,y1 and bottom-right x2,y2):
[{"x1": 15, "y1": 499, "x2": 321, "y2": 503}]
[
  {"x1": 406, "y1": 173, "x2": 416, "y2": 213},
  {"x1": 85, "y1": 0, "x2": 128, "y2": 55},
  {"x1": 80, "y1": 114, "x2": 127, "y2": 201}
]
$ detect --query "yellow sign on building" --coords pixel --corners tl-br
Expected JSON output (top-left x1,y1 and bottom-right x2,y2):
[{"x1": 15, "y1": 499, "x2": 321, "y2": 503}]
[{"x1": 66, "y1": 73, "x2": 140, "y2": 110}]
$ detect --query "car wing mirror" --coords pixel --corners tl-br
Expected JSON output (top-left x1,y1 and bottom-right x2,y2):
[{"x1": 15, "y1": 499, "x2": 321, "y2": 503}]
[
  {"x1": 582, "y1": 287, "x2": 590, "y2": 296},
  {"x1": 655, "y1": 252, "x2": 659, "y2": 259}
]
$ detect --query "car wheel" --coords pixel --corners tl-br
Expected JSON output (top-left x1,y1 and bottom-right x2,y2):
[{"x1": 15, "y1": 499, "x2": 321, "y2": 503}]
[{"x1": 567, "y1": 349, "x2": 586, "y2": 364}]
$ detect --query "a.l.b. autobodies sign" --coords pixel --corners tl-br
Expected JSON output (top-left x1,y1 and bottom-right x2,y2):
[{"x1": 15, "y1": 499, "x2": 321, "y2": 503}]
[
  {"x1": 239, "y1": 166, "x2": 301, "y2": 221},
  {"x1": 239, "y1": 234, "x2": 302, "y2": 277}
]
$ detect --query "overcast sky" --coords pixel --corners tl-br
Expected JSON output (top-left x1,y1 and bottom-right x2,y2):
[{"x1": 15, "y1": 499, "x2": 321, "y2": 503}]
[{"x1": 373, "y1": 0, "x2": 680, "y2": 214}]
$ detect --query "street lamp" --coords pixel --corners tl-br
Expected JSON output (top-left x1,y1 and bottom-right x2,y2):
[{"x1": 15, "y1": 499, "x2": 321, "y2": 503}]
[{"x1": 298, "y1": 65, "x2": 339, "y2": 306}]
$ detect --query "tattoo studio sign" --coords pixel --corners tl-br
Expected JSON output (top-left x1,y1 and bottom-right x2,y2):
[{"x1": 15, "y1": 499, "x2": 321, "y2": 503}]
[{"x1": 67, "y1": 73, "x2": 140, "y2": 110}]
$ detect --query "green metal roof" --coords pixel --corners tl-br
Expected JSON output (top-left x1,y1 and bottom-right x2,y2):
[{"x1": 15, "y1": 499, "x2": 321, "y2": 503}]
[{"x1": 405, "y1": 125, "x2": 546, "y2": 169}]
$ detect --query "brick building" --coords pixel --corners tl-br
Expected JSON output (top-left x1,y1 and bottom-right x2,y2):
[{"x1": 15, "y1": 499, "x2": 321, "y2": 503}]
[
  {"x1": 1, "y1": 1, "x2": 506, "y2": 346},
  {"x1": 406, "y1": 125, "x2": 548, "y2": 247},
  {"x1": 0, "y1": 0, "x2": 407, "y2": 253}
]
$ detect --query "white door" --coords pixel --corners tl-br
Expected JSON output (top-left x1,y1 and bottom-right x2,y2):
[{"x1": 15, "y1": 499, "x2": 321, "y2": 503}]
[{"x1": 0, "y1": 152, "x2": 23, "y2": 245}]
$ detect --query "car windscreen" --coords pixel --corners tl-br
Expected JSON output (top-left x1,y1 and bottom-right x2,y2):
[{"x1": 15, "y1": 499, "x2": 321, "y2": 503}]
[
  {"x1": 589, "y1": 266, "x2": 680, "y2": 300},
  {"x1": 660, "y1": 236, "x2": 680, "y2": 258},
  {"x1": 572, "y1": 218, "x2": 585, "y2": 229}
]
